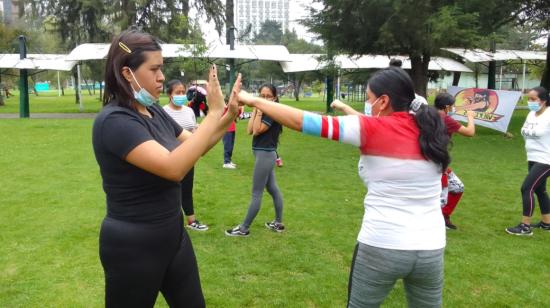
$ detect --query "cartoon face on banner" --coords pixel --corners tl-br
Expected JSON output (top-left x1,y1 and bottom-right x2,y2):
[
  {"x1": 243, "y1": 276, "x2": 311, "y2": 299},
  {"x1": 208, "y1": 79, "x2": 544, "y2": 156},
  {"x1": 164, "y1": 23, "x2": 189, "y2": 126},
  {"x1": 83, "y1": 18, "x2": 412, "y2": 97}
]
[{"x1": 453, "y1": 88, "x2": 503, "y2": 122}]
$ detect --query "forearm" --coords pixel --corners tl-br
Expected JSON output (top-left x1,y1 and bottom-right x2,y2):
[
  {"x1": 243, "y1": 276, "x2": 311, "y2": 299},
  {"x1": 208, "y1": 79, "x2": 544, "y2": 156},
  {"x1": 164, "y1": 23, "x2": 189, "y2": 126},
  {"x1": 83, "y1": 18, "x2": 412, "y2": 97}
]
[
  {"x1": 252, "y1": 111, "x2": 264, "y2": 135},
  {"x1": 252, "y1": 98, "x2": 303, "y2": 131},
  {"x1": 169, "y1": 110, "x2": 225, "y2": 177},
  {"x1": 247, "y1": 108, "x2": 256, "y2": 134},
  {"x1": 208, "y1": 112, "x2": 237, "y2": 147},
  {"x1": 465, "y1": 117, "x2": 476, "y2": 135},
  {"x1": 339, "y1": 104, "x2": 363, "y2": 116}
]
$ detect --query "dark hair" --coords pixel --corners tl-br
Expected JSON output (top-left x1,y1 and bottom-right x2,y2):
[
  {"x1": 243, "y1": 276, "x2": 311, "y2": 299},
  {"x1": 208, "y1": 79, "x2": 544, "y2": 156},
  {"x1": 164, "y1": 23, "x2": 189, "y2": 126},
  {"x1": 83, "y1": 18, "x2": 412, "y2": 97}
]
[
  {"x1": 103, "y1": 29, "x2": 162, "y2": 107},
  {"x1": 368, "y1": 67, "x2": 450, "y2": 171},
  {"x1": 434, "y1": 93, "x2": 455, "y2": 110},
  {"x1": 166, "y1": 79, "x2": 184, "y2": 95},
  {"x1": 258, "y1": 83, "x2": 283, "y2": 136},
  {"x1": 389, "y1": 58, "x2": 402, "y2": 68},
  {"x1": 531, "y1": 86, "x2": 549, "y2": 106},
  {"x1": 258, "y1": 84, "x2": 279, "y2": 103}
]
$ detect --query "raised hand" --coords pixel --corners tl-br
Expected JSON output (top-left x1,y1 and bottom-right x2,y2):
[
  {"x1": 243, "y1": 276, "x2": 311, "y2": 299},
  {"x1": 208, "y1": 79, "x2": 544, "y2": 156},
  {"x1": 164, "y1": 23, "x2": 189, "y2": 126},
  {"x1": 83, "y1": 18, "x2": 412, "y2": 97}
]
[
  {"x1": 226, "y1": 73, "x2": 242, "y2": 116},
  {"x1": 330, "y1": 99, "x2": 346, "y2": 111},
  {"x1": 206, "y1": 64, "x2": 224, "y2": 113}
]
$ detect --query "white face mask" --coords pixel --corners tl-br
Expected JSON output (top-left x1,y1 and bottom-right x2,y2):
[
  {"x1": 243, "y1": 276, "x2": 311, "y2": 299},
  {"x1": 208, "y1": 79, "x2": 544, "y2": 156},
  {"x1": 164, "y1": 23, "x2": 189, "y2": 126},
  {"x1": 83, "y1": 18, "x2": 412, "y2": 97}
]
[
  {"x1": 364, "y1": 97, "x2": 381, "y2": 117},
  {"x1": 447, "y1": 106, "x2": 456, "y2": 115}
]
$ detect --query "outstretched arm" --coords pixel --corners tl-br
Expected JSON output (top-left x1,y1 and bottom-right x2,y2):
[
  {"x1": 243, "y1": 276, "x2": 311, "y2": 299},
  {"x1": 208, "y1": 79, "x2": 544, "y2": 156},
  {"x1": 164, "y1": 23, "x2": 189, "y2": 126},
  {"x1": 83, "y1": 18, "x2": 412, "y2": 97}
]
[
  {"x1": 237, "y1": 91, "x2": 303, "y2": 131},
  {"x1": 238, "y1": 91, "x2": 362, "y2": 147}
]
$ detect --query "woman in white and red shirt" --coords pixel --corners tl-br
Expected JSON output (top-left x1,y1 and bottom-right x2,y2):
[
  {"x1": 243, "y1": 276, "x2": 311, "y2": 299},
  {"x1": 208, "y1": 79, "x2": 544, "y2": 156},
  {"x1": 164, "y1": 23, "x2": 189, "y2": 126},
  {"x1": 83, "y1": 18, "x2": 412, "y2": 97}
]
[
  {"x1": 237, "y1": 67, "x2": 450, "y2": 307},
  {"x1": 506, "y1": 86, "x2": 550, "y2": 236}
]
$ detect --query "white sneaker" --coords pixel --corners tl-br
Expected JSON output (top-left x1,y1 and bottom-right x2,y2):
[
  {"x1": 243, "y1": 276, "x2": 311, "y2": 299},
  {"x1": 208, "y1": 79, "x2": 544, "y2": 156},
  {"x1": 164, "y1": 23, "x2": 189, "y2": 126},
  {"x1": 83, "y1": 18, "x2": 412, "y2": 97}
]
[
  {"x1": 229, "y1": 162, "x2": 237, "y2": 167},
  {"x1": 187, "y1": 220, "x2": 209, "y2": 231},
  {"x1": 223, "y1": 163, "x2": 236, "y2": 169}
]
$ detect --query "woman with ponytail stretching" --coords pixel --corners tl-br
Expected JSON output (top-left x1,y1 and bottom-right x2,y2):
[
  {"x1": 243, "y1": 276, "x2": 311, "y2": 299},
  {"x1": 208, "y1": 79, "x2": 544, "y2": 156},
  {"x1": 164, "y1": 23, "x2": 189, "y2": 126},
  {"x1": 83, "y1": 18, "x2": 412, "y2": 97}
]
[{"x1": 237, "y1": 67, "x2": 450, "y2": 307}]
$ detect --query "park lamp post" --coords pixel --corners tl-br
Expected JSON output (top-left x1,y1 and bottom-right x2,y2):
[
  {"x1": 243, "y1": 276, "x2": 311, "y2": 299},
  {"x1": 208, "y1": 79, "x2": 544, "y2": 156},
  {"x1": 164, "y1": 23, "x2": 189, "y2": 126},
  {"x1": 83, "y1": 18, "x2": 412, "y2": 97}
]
[{"x1": 19, "y1": 35, "x2": 30, "y2": 118}]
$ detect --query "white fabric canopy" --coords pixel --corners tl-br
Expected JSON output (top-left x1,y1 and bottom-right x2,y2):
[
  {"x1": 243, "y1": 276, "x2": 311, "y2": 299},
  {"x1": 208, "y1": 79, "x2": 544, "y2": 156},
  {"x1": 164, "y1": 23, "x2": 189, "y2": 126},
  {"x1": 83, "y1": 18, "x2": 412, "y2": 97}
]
[
  {"x1": 66, "y1": 43, "x2": 291, "y2": 61},
  {"x1": 0, "y1": 54, "x2": 77, "y2": 71},
  {"x1": 443, "y1": 48, "x2": 546, "y2": 62},
  {"x1": 280, "y1": 54, "x2": 473, "y2": 73}
]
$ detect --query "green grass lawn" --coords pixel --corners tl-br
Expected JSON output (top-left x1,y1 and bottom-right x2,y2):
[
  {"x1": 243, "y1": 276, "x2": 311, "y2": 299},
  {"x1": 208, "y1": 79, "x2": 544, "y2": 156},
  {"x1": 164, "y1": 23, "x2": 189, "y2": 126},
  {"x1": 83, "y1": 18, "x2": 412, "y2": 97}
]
[
  {"x1": 1, "y1": 100, "x2": 549, "y2": 307},
  {"x1": 0, "y1": 90, "x2": 336, "y2": 114}
]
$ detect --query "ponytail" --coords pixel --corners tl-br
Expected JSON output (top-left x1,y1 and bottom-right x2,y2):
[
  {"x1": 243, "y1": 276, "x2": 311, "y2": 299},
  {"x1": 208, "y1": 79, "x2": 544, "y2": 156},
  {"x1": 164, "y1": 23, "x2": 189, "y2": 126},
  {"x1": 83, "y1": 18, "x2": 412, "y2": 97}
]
[
  {"x1": 413, "y1": 104, "x2": 450, "y2": 172},
  {"x1": 368, "y1": 67, "x2": 450, "y2": 172}
]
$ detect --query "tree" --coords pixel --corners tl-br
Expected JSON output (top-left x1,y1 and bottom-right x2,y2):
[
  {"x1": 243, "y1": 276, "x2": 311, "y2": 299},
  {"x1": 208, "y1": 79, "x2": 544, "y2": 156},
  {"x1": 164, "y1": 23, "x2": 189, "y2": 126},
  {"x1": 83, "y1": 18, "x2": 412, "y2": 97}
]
[
  {"x1": 517, "y1": 0, "x2": 550, "y2": 89},
  {"x1": 306, "y1": 0, "x2": 523, "y2": 97}
]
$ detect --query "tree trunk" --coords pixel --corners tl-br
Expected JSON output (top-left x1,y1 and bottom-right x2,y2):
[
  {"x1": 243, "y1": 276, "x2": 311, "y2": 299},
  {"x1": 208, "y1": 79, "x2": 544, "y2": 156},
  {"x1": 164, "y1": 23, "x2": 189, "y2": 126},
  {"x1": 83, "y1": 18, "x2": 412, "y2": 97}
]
[
  {"x1": 73, "y1": 69, "x2": 80, "y2": 104},
  {"x1": 541, "y1": 34, "x2": 550, "y2": 90},
  {"x1": 409, "y1": 54, "x2": 430, "y2": 98},
  {"x1": 293, "y1": 74, "x2": 302, "y2": 101},
  {"x1": 30, "y1": 76, "x2": 38, "y2": 96},
  {"x1": 452, "y1": 72, "x2": 461, "y2": 86},
  {"x1": 326, "y1": 76, "x2": 334, "y2": 113},
  {"x1": 487, "y1": 39, "x2": 496, "y2": 89},
  {"x1": 84, "y1": 79, "x2": 92, "y2": 96}
]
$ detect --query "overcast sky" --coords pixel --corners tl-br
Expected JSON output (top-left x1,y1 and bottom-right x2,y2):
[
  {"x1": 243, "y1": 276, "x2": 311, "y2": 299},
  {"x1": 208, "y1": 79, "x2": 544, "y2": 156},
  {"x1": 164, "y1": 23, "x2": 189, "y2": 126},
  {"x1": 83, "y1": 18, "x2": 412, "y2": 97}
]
[{"x1": 192, "y1": 0, "x2": 323, "y2": 45}]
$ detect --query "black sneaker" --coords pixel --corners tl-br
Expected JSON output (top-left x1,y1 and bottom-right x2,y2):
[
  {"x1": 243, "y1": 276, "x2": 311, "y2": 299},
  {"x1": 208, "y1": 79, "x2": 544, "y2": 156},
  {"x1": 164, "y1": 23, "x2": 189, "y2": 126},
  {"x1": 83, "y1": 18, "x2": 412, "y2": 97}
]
[
  {"x1": 225, "y1": 225, "x2": 249, "y2": 237},
  {"x1": 444, "y1": 216, "x2": 457, "y2": 230},
  {"x1": 505, "y1": 223, "x2": 533, "y2": 236},
  {"x1": 531, "y1": 221, "x2": 550, "y2": 231},
  {"x1": 265, "y1": 221, "x2": 285, "y2": 233}
]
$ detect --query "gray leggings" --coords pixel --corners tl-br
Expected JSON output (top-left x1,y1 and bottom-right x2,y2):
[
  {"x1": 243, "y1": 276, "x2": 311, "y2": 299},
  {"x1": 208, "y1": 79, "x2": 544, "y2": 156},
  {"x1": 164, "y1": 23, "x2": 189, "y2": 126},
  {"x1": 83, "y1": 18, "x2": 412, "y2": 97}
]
[
  {"x1": 241, "y1": 150, "x2": 283, "y2": 230},
  {"x1": 348, "y1": 243, "x2": 444, "y2": 308}
]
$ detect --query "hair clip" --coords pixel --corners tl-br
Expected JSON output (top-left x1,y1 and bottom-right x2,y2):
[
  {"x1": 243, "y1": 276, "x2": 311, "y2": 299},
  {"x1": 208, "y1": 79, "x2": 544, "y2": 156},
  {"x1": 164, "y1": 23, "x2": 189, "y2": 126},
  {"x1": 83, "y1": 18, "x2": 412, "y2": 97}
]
[
  {"x1": 409, "y1": 96, "x2": 428, "y2": 114},
  {"x1": 118, "y1": 42, "x2": 132, "y2": 54}
]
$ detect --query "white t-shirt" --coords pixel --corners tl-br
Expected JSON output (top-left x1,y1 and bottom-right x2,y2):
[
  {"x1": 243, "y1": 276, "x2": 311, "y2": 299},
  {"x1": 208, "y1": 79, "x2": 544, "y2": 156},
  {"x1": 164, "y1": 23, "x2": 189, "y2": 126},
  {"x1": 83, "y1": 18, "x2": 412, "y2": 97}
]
[
  {"x1": 521, "y1": 107, "x2": 550, "y2": 165},
  {"x1": 163, "y1": 104, "x2": 197, "y2": 132},
  {"x1": 302, "y1": 111, "x2": 445, "y2": 250}
]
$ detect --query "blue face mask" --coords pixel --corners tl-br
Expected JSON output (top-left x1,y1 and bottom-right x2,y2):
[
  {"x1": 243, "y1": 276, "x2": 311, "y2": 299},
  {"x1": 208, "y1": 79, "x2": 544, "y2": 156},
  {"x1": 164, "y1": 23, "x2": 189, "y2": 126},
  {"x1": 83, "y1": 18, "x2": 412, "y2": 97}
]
[
  {"x1": 129, "y1": 69, "x2": 158, "y2": 107},
  {"x1": 172, "y1": 95, "x2": 188, "y2": 106},
  {"x1": 527, "y1": 100, "x2": 542, "y2": 112}
]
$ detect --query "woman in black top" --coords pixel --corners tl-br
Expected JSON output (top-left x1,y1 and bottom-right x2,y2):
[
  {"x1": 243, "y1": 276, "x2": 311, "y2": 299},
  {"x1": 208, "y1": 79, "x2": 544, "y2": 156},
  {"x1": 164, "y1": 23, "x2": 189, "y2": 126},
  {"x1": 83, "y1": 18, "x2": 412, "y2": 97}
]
[
  {"x1": 226, "y1": 84, "x2": 284, "y2": 237},
  {"x1": 92, "y1": 29, "x2": 241, "y2": 307}
]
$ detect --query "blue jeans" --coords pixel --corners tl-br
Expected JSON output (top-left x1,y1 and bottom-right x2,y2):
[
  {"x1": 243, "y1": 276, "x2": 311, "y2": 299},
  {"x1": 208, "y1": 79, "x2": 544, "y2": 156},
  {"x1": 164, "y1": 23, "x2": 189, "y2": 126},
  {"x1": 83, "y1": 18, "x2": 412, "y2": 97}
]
[
  {"x1": 348, "y1": 243, "x2": 444, "y2": 308},
  {"x1": 223, "y1": 131, "x2": 235, "y2": 164}
]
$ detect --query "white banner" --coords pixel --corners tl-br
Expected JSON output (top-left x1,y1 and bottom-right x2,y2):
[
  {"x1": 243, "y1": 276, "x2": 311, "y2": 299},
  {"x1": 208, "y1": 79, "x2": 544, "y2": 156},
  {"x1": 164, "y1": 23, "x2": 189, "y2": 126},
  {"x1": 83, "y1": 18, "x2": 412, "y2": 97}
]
[{"x1": 447, "y1": 87, "x2": 522, "y2": 133}]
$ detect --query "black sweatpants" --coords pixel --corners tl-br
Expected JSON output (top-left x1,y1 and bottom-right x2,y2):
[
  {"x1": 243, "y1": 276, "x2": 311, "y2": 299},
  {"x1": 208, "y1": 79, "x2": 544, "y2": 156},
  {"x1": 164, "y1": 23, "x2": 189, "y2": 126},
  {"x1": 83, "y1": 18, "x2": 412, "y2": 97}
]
[
  {"x1": 99, "y1": 214, "x2": 204, "y2": 307},
  {"x1": 521, "y1": 161, "x2": 550, "y2": 217},
  {"x1": 181, "y1": 167, "x2": 195, "y2": 216}
]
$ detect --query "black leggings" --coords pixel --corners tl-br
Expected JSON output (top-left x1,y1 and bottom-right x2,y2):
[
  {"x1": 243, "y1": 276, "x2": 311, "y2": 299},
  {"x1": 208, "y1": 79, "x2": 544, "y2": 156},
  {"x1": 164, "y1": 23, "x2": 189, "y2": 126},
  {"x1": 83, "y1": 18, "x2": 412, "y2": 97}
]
[
  {"x1": 99, "y1": 215, "x2": 204, "y2": 307},
  {"x1": 521, "y1": 161, "x2": 550, "y2": 217},
  {"x1": 181, "y1": 167, "x2": 195, "y2": 216}
]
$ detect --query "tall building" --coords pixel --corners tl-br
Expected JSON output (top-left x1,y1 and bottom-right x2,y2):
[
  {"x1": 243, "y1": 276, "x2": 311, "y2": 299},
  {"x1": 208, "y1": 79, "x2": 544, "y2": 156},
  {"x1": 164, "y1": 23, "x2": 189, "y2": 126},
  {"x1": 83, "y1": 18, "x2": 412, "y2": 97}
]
[{"x1": 235, "y1": 0, "x2": 290, "y2": 39}]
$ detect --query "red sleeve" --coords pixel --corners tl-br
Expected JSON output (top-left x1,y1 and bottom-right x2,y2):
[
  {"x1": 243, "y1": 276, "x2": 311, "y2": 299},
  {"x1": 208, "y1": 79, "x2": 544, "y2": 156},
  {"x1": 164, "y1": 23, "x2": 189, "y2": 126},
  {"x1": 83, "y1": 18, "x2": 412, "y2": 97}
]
[{"x1": 444, "y1": 115, "x2": 461, "y2": 135}]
